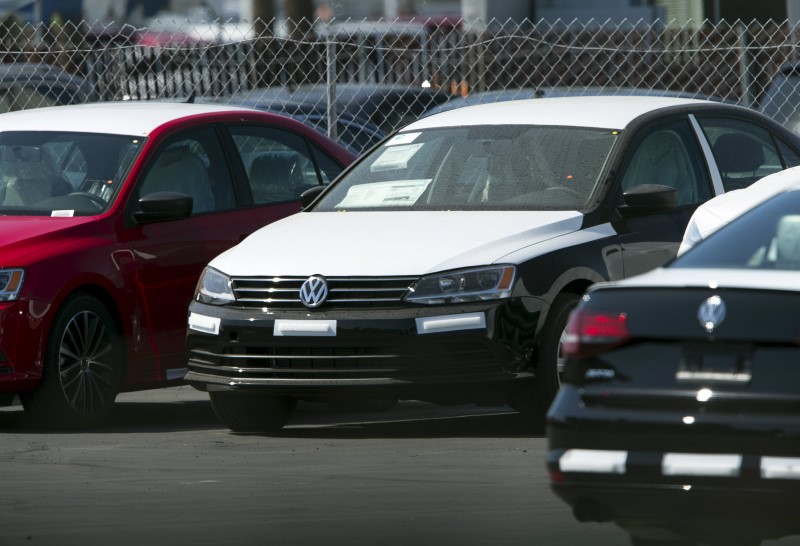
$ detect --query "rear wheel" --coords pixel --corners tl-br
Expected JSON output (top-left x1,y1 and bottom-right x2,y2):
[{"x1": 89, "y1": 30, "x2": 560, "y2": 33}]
[
  {"x1": 21, "y1": 294, "x2": 123, "y2": 429},
  {"x1": 210, "y1": 392, "x2": 296, "y2": 433},
  {"x1": 513, "y1": 292, "x2": 580, "y2": 431}
]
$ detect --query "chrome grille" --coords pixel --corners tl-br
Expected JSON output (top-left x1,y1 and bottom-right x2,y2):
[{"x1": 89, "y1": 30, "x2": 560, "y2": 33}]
[{"x1": 230, "y1": 276, "x2": 417, "y2": 309}]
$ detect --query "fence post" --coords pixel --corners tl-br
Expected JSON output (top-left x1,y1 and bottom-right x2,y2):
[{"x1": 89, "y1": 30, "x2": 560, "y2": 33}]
[
  {"x1": 326, "y1": 38, "x2": 338, "y2": 142},
  {"x1": 738, "y1": 22, "x2": 752, "y2": 107}
]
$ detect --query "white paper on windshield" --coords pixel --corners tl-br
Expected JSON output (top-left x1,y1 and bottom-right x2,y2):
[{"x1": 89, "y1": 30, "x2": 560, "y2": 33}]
[
  {"x1": 336, "y1": 179, "x2": 431, "y2": 208},
  {"x1": 51, "y1": 210, "x2": 75, "y2": 217},
  {"x1": 388, "y1": 132, "x2": 420, "y2": 146},
  {"x1": 370, "y1": 143, "x2": 423, "y2": 172}
]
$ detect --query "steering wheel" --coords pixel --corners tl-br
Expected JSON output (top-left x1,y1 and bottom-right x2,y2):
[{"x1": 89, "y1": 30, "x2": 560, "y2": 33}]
[{"x1": 68, "y1": 192, "x2": 106, "y2": 210}]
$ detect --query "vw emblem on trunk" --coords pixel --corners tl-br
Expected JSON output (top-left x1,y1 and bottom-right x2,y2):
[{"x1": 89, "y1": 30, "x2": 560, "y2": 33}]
[
  {"x1": 698, "y1": 295, "x2": 726, "y2": 333},
  {"x1": 299, "y1": 275, "x2": 329, "y2": 308}
]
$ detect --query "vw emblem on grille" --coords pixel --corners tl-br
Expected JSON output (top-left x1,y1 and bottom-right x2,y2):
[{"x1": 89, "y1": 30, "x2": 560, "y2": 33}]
[
  {"x1": 698, "y1": 295, "x2": 726, "y2": 333},
  {"x1": 299, "y1": 275, "x2": 329, "y2": 308}
]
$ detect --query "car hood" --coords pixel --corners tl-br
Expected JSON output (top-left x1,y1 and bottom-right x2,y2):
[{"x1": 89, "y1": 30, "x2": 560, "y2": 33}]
[
  {"x1": 0, "y1": 216, "x2": 97, "y2": 265},
  {"x1": 211, "y1": 210, "x2": 584, "y2": 276}
]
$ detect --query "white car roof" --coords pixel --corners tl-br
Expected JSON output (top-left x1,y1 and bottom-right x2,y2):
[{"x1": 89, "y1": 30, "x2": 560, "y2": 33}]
[
  {"x1": 406, "y1": 95, "x2": 713, "y2": 131},
  {"x1": 0, "y1": 101, "x2": 254, "y2": 136}
]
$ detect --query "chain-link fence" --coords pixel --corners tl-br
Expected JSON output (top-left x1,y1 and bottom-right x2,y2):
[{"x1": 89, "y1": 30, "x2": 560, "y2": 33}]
[{"x1": 3, "y1": 16, "x2": 800, "y2": 151}]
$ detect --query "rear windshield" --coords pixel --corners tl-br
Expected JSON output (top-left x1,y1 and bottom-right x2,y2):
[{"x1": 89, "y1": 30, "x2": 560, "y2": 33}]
[
  {"x1": 673, "y1": 190, "x2": 800, "y2": 270},
  {"x1": 314, "y1": 125, "x2": 618, "y2": 211}
]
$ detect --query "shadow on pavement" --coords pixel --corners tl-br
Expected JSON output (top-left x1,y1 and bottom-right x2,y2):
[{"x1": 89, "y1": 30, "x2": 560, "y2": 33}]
[{"x1": 1, "y1": 393, "x2": 543, "y2": 438}]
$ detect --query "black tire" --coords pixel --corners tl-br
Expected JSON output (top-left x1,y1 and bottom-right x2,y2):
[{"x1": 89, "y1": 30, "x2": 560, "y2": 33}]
[
  {"x1": 20, "y1": 294, "x2": 123, "y2": 429},
  {"x1": 210, "y1": 392, "x2": 295, "y2": 433},
  {"x1": 512, "y1": 292, "x2": 580, "y2": 431}
]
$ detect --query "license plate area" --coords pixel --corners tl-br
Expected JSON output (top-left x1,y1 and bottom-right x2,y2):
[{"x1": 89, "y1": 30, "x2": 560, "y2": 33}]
[{"x1": 677, "y1": 345, "x2": 753, "y2": 384}]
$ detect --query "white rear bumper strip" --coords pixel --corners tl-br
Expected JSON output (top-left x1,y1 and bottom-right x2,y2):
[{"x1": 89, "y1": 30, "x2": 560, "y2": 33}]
[
  {"x1": 662, "y1": 453, "x2": 742, "y2": 477},
  {"x1": 559, "y1": 449, "x2": 627, "y2": 474},
  {"x1": 761, "y1": 457, "x2": 800, "y2": 480}
]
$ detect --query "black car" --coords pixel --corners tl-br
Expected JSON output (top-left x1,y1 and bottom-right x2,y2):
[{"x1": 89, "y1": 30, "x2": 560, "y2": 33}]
[
  {"x1": 184, "y1": 96, "x2": 800, "y2": 434},
  {"x1": 547, "y1": 185, "x2": 800, "y2": 545},
  {"x1": 220, "y1": 83, "x2": 452, "y2": 147}
]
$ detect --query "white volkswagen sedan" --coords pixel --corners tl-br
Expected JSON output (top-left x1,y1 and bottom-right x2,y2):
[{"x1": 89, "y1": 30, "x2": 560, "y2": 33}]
[{"x1": 184, "y1": 96, "x2": 800, "y2": 432}]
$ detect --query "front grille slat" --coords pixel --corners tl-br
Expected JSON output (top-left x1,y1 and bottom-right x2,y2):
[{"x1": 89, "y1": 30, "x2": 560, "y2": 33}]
[{"x1": 230, "y1": 275, "x2": 417, "y2": 309}]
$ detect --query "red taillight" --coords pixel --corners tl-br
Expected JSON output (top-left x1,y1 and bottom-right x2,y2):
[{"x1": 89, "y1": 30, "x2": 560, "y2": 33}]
[{"x1": 561, "y1": 308, "x2": 630, "y2": 360}]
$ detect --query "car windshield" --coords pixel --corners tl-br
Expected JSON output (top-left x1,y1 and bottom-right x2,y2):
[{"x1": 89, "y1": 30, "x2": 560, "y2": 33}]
[
  {"x1": 673, "y1": 190, "x2": 800, "y2": 270},
  {"x1": 313, "y1": 125, "x2": 618, "y2": 211},
  {"x1": 0, "y1": 131, "x2": 143, "y2": 216}
]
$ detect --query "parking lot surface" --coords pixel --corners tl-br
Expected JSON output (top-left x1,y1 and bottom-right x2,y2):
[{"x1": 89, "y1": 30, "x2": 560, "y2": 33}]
[{"x1": 1, "y1": 388, "x2": 798, "y2": 545}]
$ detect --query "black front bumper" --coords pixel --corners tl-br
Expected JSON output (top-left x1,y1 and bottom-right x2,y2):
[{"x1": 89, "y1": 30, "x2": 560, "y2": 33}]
[{"x1": 184, "y1": 298, "x2": 542, "y2": 402}]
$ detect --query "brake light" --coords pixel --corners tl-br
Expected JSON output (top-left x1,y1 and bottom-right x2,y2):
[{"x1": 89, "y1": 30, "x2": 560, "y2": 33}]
[{"x1": 561, "y1": 308, "x2": 630, "y2": 360}]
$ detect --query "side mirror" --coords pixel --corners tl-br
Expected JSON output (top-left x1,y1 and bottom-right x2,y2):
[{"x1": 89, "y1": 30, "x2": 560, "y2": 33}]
[
  {"x1": 618, "y1": 184, "x2": 679, "y2": 216},
  {"x1": 300, "y1": 185, "x2": 326, "y2": 209},
  {"x1": 133, "y1": 191, "x2": 193, "y2": 224}
]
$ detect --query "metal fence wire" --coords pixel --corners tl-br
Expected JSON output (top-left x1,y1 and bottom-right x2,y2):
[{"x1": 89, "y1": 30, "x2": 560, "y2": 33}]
[{"x1": 4, "y1": 16, "x2": 800, "y2": 147}]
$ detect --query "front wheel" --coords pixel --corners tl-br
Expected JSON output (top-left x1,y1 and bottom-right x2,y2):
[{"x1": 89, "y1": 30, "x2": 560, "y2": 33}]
[
  {"x1": 210, "y1": 392, "x2": 296, "y2": 433},
  {"x1": 512, "y1": 292, "x2": 580, "y2": 431},
  {"x1": 21, "y1": 294, "x2": 123, "y2": 429}
]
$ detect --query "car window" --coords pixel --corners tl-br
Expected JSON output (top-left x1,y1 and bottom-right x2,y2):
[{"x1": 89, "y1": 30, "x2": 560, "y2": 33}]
[
  {"x1": 777, "y1": 138, "x2": 800, "y2": 167},
  {"x1": 228, "y1": 125, "x2": 325, "y2": 205},
  {"x1": 137, "y1": 128, "x2": 236, "y2": 215},
  {"x1": 620, "y1": 119, "x2": 711, "y2": 206},
  {"x1": 0, "y1": 131, "x2": 141, "y2": 215},
  {"x1": 309, "y1": 143, "x2": 344, "y2": 184},
  {"x1": 315, "y1": 125, "x2": 618, "y2": 211},
  {"x1": 674, "y1": 190, "x2": 800, "y2": 270},
  {"x1": 698, "y1": 117, "x2": 783, "y2": 191}
]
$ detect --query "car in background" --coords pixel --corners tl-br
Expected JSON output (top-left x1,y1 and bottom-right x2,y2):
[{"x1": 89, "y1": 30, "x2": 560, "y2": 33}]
[
  {"x1": 759, "y1": 61, "x2": 800, "y2": 133},
  {"x1": 220, "y1": 83, "x2": 453, "y2": 147},
  {"x1": 184, "y1": 96, "x2": 800, "y2": 433},
  {"x1": 0, "y1": 62, "x2": 95, "y2": 112},
  {"x1": 547, "y1": 184, "x2": 800, "y2": 545},
  {"x1": 679, "y1": 165, "x2": 800, "y2": 255},
  {"x1": 0, "y1": 102, "x2": 354, "y2": 427},
  {"x1": 219, "y1": 94, "x2": 387, "y2": 155}
]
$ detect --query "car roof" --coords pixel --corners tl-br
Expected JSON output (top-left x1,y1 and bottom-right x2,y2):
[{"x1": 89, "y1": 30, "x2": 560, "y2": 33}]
[
  {"x1": 0, "y1": 101, "x2": 259, "y2": 136},
  {"x1": 404, "y1": 95, "x2": 718, "y2": 131}
]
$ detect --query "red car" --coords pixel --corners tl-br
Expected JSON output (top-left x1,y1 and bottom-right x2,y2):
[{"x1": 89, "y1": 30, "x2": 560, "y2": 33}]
[{"x1": 0, "y1": 101, "x2": 354, "y2": 428}]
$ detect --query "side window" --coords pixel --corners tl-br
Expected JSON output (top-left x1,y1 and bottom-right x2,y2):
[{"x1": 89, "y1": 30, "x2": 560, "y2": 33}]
[
  {"x1": 228, "y1": 125, "x2": 326, "y2": 205},
  {"x1": 620, "y1": 119, "x2": 712, "y2": 206},
  {"x1": 777, "y1": 138, "x2": 800, "y2": 168},
  {"x1": 138, "y1": 127, "x2": 235, "y2": 215},
  {"x1": 310, "y1": 143, "x2": 345, "y2": 184},
  {"x1": 698, "y1": 118, "x2": 782, "y2": 191}
]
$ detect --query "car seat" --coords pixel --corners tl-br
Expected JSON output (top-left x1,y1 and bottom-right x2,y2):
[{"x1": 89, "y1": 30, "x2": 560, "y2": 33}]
[
  {"x1": 712, "y1": 133, "x2": 765, "y2": 192},
  {"x1": 139, "y1": 146, "x2": 215, "y2": 213},
  {"x1": 774, "y1": 214, "x2": 800, "y2": 269},
  {"x1": 0, "y1": 148, "x2": 72, "y2": 206},
  {"x1": 248, "y1": 151, "x2": 304, "y2": 203}
]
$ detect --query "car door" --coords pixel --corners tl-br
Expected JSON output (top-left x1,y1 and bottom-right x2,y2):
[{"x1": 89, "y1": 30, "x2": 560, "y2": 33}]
[
  {"x1": 611, "y1": 116, "x2": 715, "y2": 277},
  {"x1": 121, "y1": 125, "x2": 259, "y2": 383},
  {"x1": 224, "y1": 124, "x2": 345, "y2": 228}
]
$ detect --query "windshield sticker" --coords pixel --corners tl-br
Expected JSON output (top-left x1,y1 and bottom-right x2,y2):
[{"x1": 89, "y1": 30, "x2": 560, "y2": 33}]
[
  {"x1": 336, "y1": 179, "x2": 432, "y2": 208},
  {"x1": 51, "y1": 210, "x2": 75, "y2": 217},
  {"x1": 387, "y1": 132, "x2": 421, "y2": 146},
  {"x1": 370, "y1": 143, "x2": 424, "y2": 172}
]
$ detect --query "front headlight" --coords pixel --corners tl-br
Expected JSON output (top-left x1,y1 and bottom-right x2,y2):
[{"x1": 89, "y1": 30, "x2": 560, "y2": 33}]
[
  {"x1": 0, "y1": 269, "x2": 24, "y2": 301},
  {"x1": 404, "y1": 265, "x2": 515, "y2": 304},
  {"x1": 195, "y1": 267, "x2": 235, "y2": 305}
]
